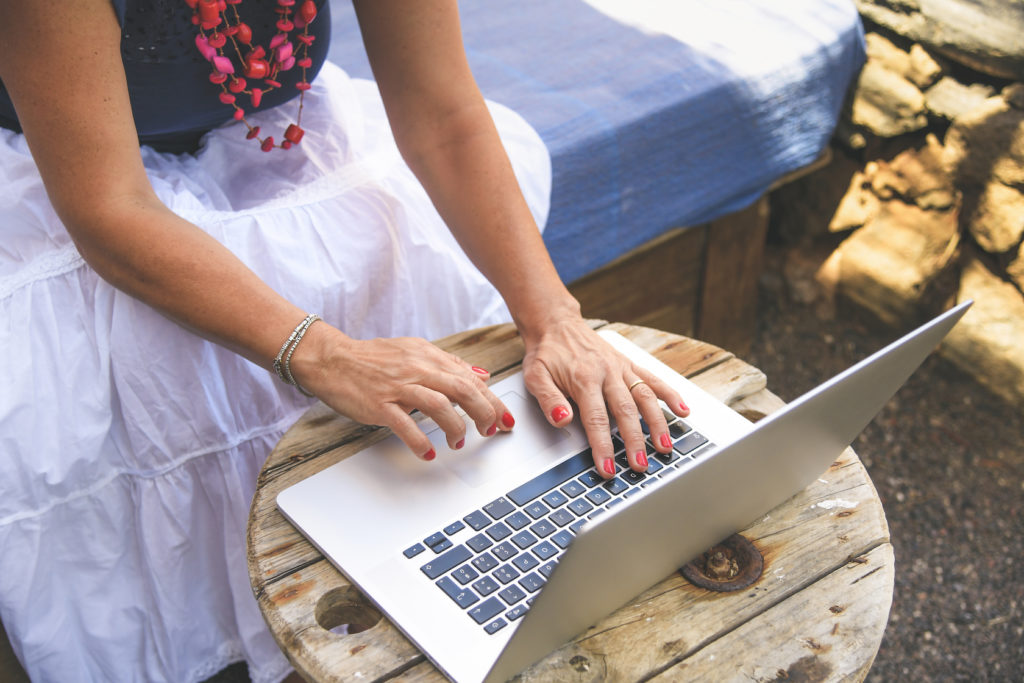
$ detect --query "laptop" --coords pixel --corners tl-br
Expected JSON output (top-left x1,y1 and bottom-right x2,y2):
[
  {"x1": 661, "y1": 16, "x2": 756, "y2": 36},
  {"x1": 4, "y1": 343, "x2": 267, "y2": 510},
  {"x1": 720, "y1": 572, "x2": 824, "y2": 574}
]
[{"x1": 277, "y1": 301, "x2": 971, "y2": 682}]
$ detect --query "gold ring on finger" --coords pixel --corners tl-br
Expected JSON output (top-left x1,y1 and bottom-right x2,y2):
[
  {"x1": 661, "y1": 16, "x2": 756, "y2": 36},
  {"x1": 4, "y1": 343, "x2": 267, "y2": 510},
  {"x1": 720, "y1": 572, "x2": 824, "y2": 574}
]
[{"x1": 627, "y1": 379, "x2": 647, "y2": 393}]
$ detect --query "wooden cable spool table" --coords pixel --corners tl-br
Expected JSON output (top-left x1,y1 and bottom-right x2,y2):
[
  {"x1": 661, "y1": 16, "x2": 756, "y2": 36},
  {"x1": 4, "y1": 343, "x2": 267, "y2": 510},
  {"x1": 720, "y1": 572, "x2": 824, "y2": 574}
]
[{"x1": 247, "y1": 322, "x2": 895, "y2": 681}]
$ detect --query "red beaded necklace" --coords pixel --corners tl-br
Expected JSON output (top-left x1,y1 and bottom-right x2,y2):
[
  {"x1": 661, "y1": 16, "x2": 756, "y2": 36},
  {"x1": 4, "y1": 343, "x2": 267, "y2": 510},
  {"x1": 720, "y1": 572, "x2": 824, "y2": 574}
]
[{"x1": 185, "y1": 0, "x2": 318, "y2": 151}]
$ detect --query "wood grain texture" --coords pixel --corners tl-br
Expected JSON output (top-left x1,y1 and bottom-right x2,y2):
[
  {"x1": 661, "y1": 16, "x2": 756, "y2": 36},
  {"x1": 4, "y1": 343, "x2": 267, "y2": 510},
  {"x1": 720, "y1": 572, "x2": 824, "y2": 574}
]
[{"x1": 248, "y1": 323, "x2": 893, "y2": 682}]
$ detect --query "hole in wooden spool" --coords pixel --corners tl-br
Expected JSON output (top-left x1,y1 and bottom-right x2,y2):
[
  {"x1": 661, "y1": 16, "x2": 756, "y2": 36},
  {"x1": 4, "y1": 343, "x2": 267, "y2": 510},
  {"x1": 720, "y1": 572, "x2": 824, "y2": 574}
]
[{"x1": 314, "y1": 586, "x2": 382, "y2": 636}]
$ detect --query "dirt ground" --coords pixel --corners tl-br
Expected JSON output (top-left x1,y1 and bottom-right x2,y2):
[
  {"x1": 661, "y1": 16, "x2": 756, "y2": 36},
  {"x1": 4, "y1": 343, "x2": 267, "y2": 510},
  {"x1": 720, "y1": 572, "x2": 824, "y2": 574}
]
[{"x1": 745, "y1": 255, "x2": 1024, "y2": 682}]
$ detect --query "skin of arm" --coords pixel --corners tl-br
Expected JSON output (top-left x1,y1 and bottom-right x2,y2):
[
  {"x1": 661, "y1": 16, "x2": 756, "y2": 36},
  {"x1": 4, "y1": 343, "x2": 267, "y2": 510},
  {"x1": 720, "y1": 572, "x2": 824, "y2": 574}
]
[{"x1": 352, "y1": 0, "x2": 690, "y2": 475}]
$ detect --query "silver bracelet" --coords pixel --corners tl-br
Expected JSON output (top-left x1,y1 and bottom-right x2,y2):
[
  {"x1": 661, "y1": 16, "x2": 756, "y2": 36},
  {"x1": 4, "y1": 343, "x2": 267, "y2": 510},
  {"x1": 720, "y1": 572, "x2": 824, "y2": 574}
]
[{"x1": 273, "y1": 313, "x2": 321, "y2": 397}]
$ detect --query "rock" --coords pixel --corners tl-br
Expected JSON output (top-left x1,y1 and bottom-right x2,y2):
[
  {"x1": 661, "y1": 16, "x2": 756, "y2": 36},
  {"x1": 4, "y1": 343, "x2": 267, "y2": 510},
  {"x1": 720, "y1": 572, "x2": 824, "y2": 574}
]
[
  {"x1": 941, "y1": 256, "x2": 1024, "y2": 407},
  {"x1": 830, "y1": 170, "x2": 880, "y2": 233},
  {"x1": 865, "y1": 32, "x2": 912, "y2": 76},
  {"x1": 1004, "y1": 82, "x2": 1024, "y2": 110},
  {"x1": 944, "y1": 95, "x2": 1024, "y2": 253},
  {"x1": 908, "y1": 44, "x2": 943, "y2": 90},
  {"x1": 965, "y1": 180, "x2": 1024, "y2": 254},
  {"x1": 1009, "y1": 241, "x2": 1024, "y2": 293},
  {"x1": 855, "y1": 0, "x2": 1024, "y2": 80},
  {"x1": 835, "y1": 198, "x2": 961, "y2": 327},
  {"x1": 851, "y1": 61, "x2": 929, "y2": 137},
  {"x1": 869, "y1": 134, "x2": 957, "y2": 210},
  {"x1": 925, "y1": 77, "x2": 995, "y2": 121}
]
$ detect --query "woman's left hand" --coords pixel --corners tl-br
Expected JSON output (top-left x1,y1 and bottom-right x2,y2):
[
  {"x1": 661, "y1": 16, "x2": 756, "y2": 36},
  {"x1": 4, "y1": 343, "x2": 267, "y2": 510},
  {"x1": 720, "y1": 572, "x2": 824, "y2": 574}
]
[{"x1": 521, "y1": 316, "x2": 690, "y2": 479}]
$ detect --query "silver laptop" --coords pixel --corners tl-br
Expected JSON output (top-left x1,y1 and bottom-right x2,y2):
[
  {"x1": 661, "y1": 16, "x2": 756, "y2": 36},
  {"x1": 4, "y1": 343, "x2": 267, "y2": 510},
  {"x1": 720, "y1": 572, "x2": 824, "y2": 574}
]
[{"x1": 277, "y1": 301, "x2": 971, "y2": 682}]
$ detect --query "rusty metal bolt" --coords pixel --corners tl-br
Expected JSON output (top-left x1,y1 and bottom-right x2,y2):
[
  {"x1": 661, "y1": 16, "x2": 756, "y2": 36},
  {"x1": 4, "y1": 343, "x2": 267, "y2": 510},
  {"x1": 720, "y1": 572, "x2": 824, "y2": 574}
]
[{"x1": 680, "y1": 533, "x2": 764, "y2": 592}]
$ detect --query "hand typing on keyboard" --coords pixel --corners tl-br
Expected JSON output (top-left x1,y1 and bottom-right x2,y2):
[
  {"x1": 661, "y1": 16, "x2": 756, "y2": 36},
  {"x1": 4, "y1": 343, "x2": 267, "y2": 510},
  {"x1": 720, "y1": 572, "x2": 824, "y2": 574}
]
[{"x1": 516, "y1": 316, "x2": 690, "y2": 478}]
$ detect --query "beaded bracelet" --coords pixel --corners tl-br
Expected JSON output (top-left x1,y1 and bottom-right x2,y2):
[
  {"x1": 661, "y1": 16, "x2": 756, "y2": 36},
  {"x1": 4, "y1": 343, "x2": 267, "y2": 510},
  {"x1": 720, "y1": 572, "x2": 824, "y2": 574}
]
[{"x1": 273, "y1": 313, "x2": 321, "y2": 397}]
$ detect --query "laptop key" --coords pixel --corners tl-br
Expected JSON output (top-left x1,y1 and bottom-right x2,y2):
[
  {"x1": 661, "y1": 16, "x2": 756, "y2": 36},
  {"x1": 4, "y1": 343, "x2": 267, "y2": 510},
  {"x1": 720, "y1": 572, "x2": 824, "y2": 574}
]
[
  {"x1": 421, "y1": 544, "x2": 472, "y2": 580},
  {"x1": 472, "y1": 552, "x2": 498, "y2": 573},
  {"x1": 560, "y1": 480, "x2": 587, "y2": 498},
  {"x1": 468, "y1": 597, "x2": 505, "y2": 625},
  {"x1": 675, "y1": 431, "x2": 709, "y2": 455},
  {"x1": 499, "y1": 584, "x2": 527, "y2": 605},
  {"x1": 652, "y1": 449, "x2": 680, "y2": 465},
  {"x1": 473, "y1": 575, "x2": 500, "y2": 597},
  {"x1": 548, "y1": 508, "x2": 575, "y2": 527},
  {"x1": 529, "y1": 519, "x2": 556, "y2": 538},
  {"x1": 484, "y1": 618, "x2": 507, "y2": 635},
  {"x1": 532, "y1": 540, "x2": 558, "y2": 561},
  {"x1": 550, "y1": 530, "x2": 574, "y2": 549},
  {"x1": 485, "y1": 522, "x2": 512, "y2": 541},
  {"x1": 567, "y1": 498, "x2": 594, "y2": 516},
  {"x1": 669, "y1": 420, "x2": 692, "y2": 440},
  {"x1": 467, "y1": 533, "x2": 493, "y2": 553},
  {"x1": 622, "y1": 469, "x2": 646, "y2": 485},
  {"x1": 493, "y1": 564, "x2": 520, "y2": 584},
  {"x1": 452, "y1": 564, "x2": 479, "y2": 585},
  {"x1": 519, "y1": 572, "x2": 545, "y2": 593},
  {"x1": 645, "y1": 457, "x2": 664, "y2": 474},
  {"x1": 541, "y1": 490, "x2": 568, "y2": 508},
  {"x1": 602, "y1": 477, "x2": 629, "y2": 495},
  {"x1": 443, "y1": 520, "x2": 466, "y2": 535},
  {"x1": 538, "y1": 560, "x2": 558, "y2": 578},
  {"x1": 585, "y1": 487, "x2": 612, "y2": 505},
  {"x1": 607, "y1": 498, "x2": 625, "y2": 509},
  {"x1": 505, "y1": 604, "x2": 529, "y2": 621},
  {"x1": 614, "y1": 453, "x2": 629, "y2": 469},
  {"x1": 512, "y1": 553, "x2": 540, "y2": 572},
  {"x1": 524, "y1": 501, "x2": 549, "y2": 519},
  {"x1": 463, "y1": 510, "x2": 492, "y2": 531},
  {"x1": 569, "y1": 519, "x2": 587, "y2": 534},
  {"x1": 403, "y1": 543, "x2": 425, "y2": 559},
  {"x1": 436, "y1": 576, "x2": 479, "y2": 609},
  {"x1": 511, "y1": 530, "x2": 538, "y2": 549},
  {"x1": 578, "y1": 470, "x2": 603, "y2": 488},
  {"x1": 587, "y1": 508, "x2": 606, "y2": 521},
  {"x1": 492, "y1": 542, "x2": 518, "y2": 561},
  {"x1": 505, "y1": 511, "x2": 531, "y2": 530},
  {"x1": 423, "y1": 531, "x2": 446, "y2": 548},
  {"x1": 506, "y1": 449, "x2": 594, "y2": 506},
  {"x1": 483, "y1": 497, "x2": 515, "y2": 520}
]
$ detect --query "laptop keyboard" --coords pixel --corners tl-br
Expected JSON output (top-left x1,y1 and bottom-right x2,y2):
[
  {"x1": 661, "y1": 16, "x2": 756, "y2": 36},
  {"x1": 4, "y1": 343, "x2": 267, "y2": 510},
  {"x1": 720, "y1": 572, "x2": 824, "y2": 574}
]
[{"x1": 402, "y1": 411, "x2": 714, "y2": 635}]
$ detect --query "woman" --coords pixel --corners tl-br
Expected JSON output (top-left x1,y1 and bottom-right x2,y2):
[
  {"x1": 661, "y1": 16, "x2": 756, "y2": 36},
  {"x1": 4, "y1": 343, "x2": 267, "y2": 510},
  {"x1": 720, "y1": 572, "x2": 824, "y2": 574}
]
[{"x1": 0, "y1": 0, "x2": 688, "y2": 680}]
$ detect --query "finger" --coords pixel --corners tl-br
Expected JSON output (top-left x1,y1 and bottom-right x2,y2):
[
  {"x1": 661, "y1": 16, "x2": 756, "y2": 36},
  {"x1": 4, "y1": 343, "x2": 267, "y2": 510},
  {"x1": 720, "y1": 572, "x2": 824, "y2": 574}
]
[
  {"x1": 381, "y1": 405, "x2": 438, "y2": 461},
  {"x1": 638, "y1": 366, "x2": 690, "y2": 418},
  {"x1": 523, "y1": 362, "x2": 574, "y2": 428},
  {"x1": 630, "y1": 379, "x2": 671, "y2": 455},
  {"x1": 400, "y1": 384, "x2": 468, "y2": 450},
  {"x1": 607, "y1": 380, "x2": 648, "y2": 472},
  {"x1": 424, "y1": 368, "x2": 502, "y2": 438},
  {"x1": 572, "y1": 384, "x2": 617, "y2": 479}
]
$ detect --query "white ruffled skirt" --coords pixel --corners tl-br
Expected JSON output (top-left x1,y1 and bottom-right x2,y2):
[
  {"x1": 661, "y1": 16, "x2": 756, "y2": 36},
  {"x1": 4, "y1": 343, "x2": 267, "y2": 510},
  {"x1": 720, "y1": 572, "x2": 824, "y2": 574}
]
[{"x1": 0, "y1": 61, "x2": 551, "y2": 683}]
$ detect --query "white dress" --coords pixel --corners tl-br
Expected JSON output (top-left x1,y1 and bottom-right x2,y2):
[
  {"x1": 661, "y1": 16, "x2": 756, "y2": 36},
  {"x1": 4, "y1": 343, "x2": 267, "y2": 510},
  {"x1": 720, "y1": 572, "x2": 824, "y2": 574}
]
[{"x1": 0, "y1": 61, "x2": 551, "y2": 683}]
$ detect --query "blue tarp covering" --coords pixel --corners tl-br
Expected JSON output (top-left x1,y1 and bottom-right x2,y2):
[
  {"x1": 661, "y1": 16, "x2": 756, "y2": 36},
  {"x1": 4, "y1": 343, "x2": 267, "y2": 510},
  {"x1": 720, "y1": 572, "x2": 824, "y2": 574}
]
[{"x1": 328, "y1": 1, "x2": 865, "y2": 282}]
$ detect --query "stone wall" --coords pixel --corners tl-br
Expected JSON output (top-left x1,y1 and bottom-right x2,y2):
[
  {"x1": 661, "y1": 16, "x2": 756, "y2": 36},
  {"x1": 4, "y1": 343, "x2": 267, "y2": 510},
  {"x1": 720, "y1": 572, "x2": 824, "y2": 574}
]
[{"x1": 768, "y1": 1, "x2": 1024, "y2": 406}]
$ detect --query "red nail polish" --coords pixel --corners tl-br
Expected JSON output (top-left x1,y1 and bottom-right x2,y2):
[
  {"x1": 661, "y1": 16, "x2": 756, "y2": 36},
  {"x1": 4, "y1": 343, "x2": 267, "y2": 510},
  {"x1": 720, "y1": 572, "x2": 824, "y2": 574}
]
[
  {"x1": 660, "y1": 433, "x2": 671, "y2": 449},
  {"x1": 455, "y1": 439, "x2": 465, "y2": 450},
  {"x1": 603, "y1": 459, "x2": 615, "y2": 475},
  {"x1": 423, "y1": 448, "x2": 436, "y2": 461},
  {"x1": 637, "y1": 451, "x2": 648, "y2": 468},
  {"x1": 471, "y1": 366, "x2": 489, "y2": 375},
  {"x1": 502, "y1": 411, "x2": 515, "y2": 428},
  {"x1": 486, "y1": 423, "x2": 497, "y2": 436},
  {"x1": 679, "y1": 401, "x2": 689, "y2": 413},
  {"x1": 550, "y1": 405, "x2": 570, "y2": 423}
]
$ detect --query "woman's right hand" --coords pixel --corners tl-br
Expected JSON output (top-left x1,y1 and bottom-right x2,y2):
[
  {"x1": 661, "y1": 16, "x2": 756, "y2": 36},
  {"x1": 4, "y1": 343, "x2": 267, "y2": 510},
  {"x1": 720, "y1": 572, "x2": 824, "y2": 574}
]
[{"x1": 290, "y1": 322, "x2": 515, "y2": 461}]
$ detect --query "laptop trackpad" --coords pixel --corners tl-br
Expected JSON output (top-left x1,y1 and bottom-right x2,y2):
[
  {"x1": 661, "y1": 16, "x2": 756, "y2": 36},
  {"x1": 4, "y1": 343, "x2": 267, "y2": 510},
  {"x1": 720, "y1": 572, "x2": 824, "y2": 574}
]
[{"x1": 424, "y1": 390, "x2": 574, "y2": 487}]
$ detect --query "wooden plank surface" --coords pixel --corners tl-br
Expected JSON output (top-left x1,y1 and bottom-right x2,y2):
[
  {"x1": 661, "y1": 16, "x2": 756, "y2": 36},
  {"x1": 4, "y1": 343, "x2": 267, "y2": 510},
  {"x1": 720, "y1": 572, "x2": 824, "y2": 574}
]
[{"x1": 248, "y1": 323, "x2": 893, "y2": 682}]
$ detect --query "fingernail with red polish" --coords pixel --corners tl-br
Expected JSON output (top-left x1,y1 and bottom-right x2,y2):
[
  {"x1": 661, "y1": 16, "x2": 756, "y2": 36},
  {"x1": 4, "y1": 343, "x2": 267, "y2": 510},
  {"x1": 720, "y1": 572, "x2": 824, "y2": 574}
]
[
  {"x1": 660, "y1": 433, "x2": 672, "y2": 449},
  {"x1": 471, "y1": 366, "x2": 489, "y2": 375},
  {"x1": 423, "y1": 448, "x2": 436, "y2": 461},
  {"x1": 502, "y1": 412, "x2": 515, "y2": 428},
  {"x1": 637, "y1": 451, "x2": 648, "y2": 468},
  {"x1": 486, "y1": 423, "x2": 497, "y2": 436},
  {"x1": 455, "y1": 439, "x2": 465, "y2": 450},
  {"x1": 679, "y1": 401, "x2": 689, "y2": 412},
  {"x1": 550, "y1": 405, "x2": 570, "y2": 423},
  {"x1": 603, "y1": 459, "x2": 615, "y2": 475}
]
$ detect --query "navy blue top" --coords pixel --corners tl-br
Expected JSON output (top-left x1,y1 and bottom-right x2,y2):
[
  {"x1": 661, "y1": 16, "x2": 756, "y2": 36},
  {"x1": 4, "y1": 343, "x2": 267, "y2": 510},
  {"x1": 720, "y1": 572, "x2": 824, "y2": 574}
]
[{"x1": 0, "y1": 0, "x2": 330, "y2": 153}]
